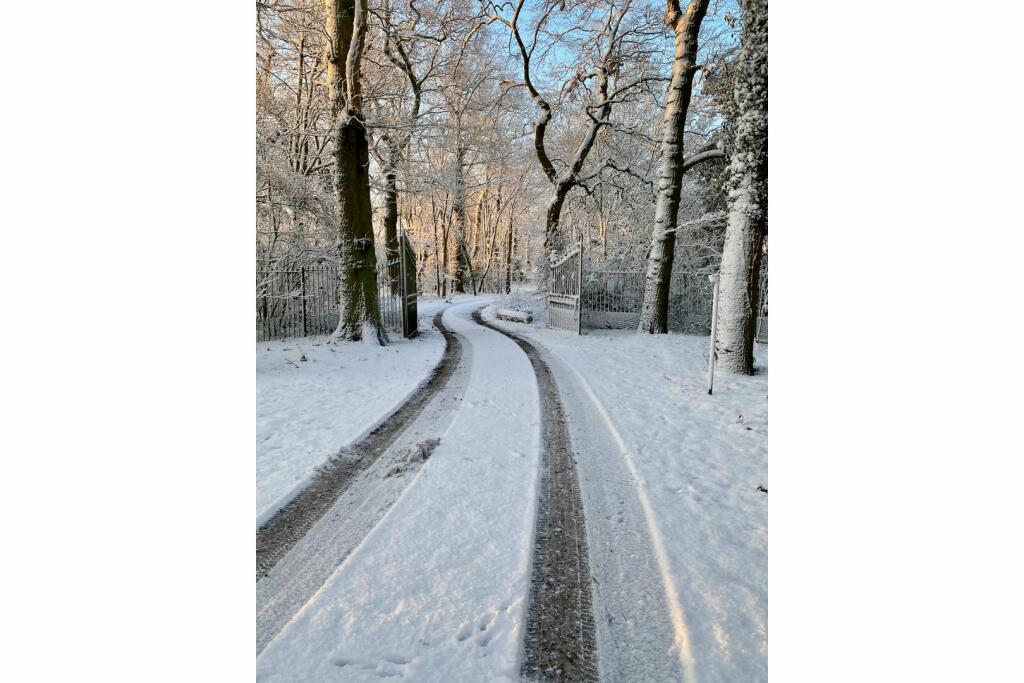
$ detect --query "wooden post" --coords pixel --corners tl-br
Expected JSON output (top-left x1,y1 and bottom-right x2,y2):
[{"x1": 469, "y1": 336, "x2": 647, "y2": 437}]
[{"x1": 707, "y1": 272, "x2": 720, "y2": 395}]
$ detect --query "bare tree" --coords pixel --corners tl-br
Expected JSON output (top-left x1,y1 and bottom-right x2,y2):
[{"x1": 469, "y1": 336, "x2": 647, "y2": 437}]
[
  {"x1": 637, "y1": 0, "x2": 724, "y2": 333},
  {"x1": 715, "y1": 0, "x2": 767, "y2": 373},
  {"x1": 371, "y1": 0, "x2": 448, "y2": 288},
  {"x1": 491, "y1": 0, "x2": 662, "y2": 261},
  {"x1": 325, "y1": 0, "x2": 386, "y2": 343},
  {"x1": 257, "y1": 0, "x2": 747, "y2": 330}
]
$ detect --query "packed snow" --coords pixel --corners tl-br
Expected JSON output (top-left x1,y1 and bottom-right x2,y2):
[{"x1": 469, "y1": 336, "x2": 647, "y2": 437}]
[{"x1": 255, "y1": 306, "x2": 447, "y2": 527}]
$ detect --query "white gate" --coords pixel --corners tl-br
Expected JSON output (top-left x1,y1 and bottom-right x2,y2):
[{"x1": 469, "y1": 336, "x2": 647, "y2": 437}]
[{"x1": 547, "y1": 239, "x2": 583, "y2": 333}]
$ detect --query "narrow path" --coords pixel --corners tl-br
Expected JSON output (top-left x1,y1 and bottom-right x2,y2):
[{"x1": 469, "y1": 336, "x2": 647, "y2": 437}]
[
  {"x1": 472, "y1": 311, "x2": 598, "y2": 682},
  {"x1": 256, "y1": 311, "x2": 463, "y2": 580}
]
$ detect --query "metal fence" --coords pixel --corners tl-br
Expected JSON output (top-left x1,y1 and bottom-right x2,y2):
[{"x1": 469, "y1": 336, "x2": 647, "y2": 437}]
[
  {"x1": 256, "y1": 264, "x2": 338, "y2": 340},
  {"x1": 755, "y1": 260, "x2": 768, "y2": 343},
  {"x1": 667, "y1": 271, "x2": 717, "y2": 335},
  {"x1": 552, "y1": 251, "x2": 767, "y2": 338},
  {"x1": 581, "y1": 270, "x2": 644, "y2": 329},
  {"x1": 257, "y1": 235, "x2": 417, "y2": 341}
]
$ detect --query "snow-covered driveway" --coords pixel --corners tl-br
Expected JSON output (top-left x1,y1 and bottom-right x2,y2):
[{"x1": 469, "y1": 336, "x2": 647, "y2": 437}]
[
  {"x1": 255, "y1": 296, "x2": 768, "y2": 682},
  {"x1": 257, "y1": 300, "x2": 544, "y2": 681}
]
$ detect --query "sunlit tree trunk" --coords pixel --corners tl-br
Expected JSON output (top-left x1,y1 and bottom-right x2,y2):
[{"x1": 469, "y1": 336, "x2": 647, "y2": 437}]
[
  {"x1": 382, "y1": 143, "x2": 401, "y2": 290},
  {"x1": 543, "y1": 182, "x2": 573, "y2": 257},
  {"x1": 325, "y1": 0, "x2": 385, "y2": 344},
  {"x1": 638, "y1": 0, "x2": 711, "y2": 334},
  {"x1": 505, "y1": 213, "x2": 515, "y2": 294},
  {"x1": 716, "y1": 0, "x2": 767, "y2": 373},
  {"x1": 452, "y1": 142, "x2": 471, "y2": 294},
  {"x1": 378, "y1": 16, "x2": 424, "y2": 294}
]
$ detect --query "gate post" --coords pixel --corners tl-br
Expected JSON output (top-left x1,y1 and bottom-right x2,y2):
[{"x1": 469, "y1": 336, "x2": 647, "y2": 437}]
[
  {"x1": 576, "y1": 236, "x2": 583, "y2": 335},
  {"x1": 399, "y1": 234, "x2": 408, "y2": 337}
]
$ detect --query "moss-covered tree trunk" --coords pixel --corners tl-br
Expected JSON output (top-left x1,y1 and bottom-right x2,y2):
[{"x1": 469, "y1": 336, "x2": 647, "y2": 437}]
[
  {"x1": 716, "y1": 0, "x2": 767, "y2": 373},
  {"x1": 325, "y1": 0, "x2": 385, "y2": 344}
]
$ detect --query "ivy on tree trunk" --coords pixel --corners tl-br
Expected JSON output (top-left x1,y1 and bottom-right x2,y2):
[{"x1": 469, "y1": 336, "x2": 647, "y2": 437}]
[{"x1": 716, "y1": 0, "x2": 767, "y2": 374}]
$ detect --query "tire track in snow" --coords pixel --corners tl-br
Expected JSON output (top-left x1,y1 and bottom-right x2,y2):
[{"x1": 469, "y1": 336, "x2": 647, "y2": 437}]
[
  {"x1": 542, "y1": 348, "x2": 698, "y2": 682},
  {"x1": 539, "y1": 343, "x2": 697, "y2": 682},
  {"x1": 256, "y1": 310, "x2": 463, "y2": 580},
  {"x1": 472, "y1": 310, "x2": 598, "y2": 682}
]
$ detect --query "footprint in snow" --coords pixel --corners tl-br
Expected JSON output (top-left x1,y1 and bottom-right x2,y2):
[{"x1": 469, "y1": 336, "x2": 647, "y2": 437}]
[{"x1": 332, "y1": 653, "x2": 412, "y2": 678}]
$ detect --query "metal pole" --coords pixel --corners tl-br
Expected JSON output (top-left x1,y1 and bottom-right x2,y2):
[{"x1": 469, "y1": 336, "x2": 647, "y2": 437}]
[
  {"x1": 300, "y1": 267, "x2": 307, "y2": 337},
  {"x1": 399, "y1": 232, "x2": 408, "y2": 337},
  {"x1": 707, "y1": 272, "x2": 720, "y2": 395},
  {"x1": 576, "y1": 236, "x2": 583, "y2": 335}
]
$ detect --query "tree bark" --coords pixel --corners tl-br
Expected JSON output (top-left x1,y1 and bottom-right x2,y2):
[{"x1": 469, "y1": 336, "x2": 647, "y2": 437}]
[
  {"x1": 452, "y1": 143, "x2": 471, "y2": 294},
  {"x1": 638, "y1": 0, "x2": 710, "y2": 334},
  {"x1": 325, "y1": 0, "x2": 386, "y2": 344},
  {"x1": 715, "y1": 0, "x2": 767, "y2": 374},
  {"x1": 505, "y1": 212, "x2": 515, "y2": 294},
  {"x1": 544, "y1": 181, "x2": 573, "y2": 257},
  {"x1": 382, "y1": 143, "x2": 401, "y2": 290}
]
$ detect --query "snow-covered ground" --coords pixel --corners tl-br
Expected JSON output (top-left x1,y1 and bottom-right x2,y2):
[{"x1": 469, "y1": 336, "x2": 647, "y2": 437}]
[
  {"x1": 255, "y1": 304, "x2": 448, "y2": 527},
  {"x1": 487, "y1": 305, "x2": 768, "y2": 681},
  {"x1": 257, "y1": 299, "x2": 546, "y2": 681},
  {"x1": 256, "y1": 293, "x2": 767, "y2": 681}
]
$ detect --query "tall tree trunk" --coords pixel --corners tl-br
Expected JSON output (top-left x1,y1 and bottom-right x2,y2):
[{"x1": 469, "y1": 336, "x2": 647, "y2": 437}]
[
  {"x1": 544, "y1": 181, "x2": 572, "y2": 258},
  {"x1": 476, "y1": 194, "x2": 501, "y2": 292},
  {"x1": 716, "y1": 0, "x2": 767, "y2": 374},
  {"x1": 382, "y1": 143, "x2": 401, "y2": 291},
  {"x1": 434, "y1": 222, "x2": 441, "y2": 296},
  {"x1": 441, "y1": 214, "x2": 450, "y2": 298},
  {"x1": 325, "y1": 0, "x2": 385, "y2": 344},
  {"x1": 638, "y1": 0, "x2": 711, "y2": 334},
  {"x1": 452, "y1": 143, "x2": 471, "y2": 294},
  {"x1": 505, "y1": 211, "x2": 515, "y2": 294}
]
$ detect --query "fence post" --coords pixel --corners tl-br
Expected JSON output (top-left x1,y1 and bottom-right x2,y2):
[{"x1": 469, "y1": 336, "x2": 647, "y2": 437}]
[{"x1": 707, "y1": 272, "x2": 720, "y2": 395}]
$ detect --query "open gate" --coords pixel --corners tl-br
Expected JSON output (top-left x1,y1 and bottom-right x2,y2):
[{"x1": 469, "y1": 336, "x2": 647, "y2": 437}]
[
  {"x1": 547, "y1": 238, "x2": 583, "y2": 333},
  {"x1": 398, "y1": 233, "x2": 418, "y2": 338},
  {"x1": 377, "y1": 232, "x2": 418, "y2": 339}
]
